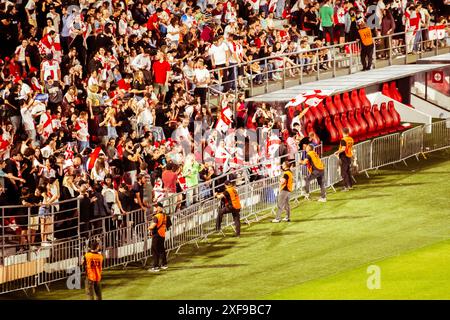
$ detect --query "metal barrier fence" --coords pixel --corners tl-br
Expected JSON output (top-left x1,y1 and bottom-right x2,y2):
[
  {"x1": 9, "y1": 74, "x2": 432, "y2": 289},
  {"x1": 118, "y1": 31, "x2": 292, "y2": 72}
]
[{"x1": 1, "y1": 120, "x2": 450, "y2": 295}]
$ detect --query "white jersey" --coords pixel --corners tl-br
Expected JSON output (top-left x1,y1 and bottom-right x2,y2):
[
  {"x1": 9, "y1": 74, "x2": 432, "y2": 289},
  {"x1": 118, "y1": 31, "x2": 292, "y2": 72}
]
[{"x1": 41, "y1": 59, "x2": 60, "y2": 81}]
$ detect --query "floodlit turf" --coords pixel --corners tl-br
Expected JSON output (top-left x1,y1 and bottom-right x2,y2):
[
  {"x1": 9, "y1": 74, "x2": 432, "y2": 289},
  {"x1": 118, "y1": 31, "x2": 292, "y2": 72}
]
[{"x1": 4, "y1": 150, "x2": 450, "y2": 300}]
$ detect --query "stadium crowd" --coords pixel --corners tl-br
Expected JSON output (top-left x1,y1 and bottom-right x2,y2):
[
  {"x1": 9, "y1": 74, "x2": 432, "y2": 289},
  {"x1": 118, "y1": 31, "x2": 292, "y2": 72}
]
[{"x1": 0, "y1": 0, "x2": 448, "y2": 250}]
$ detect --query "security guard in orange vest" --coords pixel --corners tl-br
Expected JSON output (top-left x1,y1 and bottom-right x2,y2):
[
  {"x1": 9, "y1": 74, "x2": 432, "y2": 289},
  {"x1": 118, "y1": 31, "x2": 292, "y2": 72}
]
[
  {"x1": 334, "y1": 127, "x2": 354, "y2": 191},
  {"x1": 357, "y1": 20, "x2": 374, "y2": 71},
  {"x1": 82, "y1": 240, "x2": 104, "y2": 300},
  {"x1": 273, "y1": 161, "x2": 294, "y2": 223},
  {"x1": 216, "y1": 180, "x2": 241, "y2": 237},
  {"x1": 148, "y1": 202, "x2": 172, "y2": 272},
  {"x1": 299, "y1": 144, "x2": 327, "y2": 202}
]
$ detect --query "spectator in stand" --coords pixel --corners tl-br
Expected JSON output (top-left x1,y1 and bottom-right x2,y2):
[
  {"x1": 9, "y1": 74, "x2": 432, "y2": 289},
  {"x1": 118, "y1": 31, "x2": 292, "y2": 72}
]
[{"x1": 319, "y1": 0, "x2": 334, "y2": 45}]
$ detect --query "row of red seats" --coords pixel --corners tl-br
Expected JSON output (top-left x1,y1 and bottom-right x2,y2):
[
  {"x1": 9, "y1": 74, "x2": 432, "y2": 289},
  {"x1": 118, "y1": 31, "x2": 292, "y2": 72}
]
[
  {"x1": 297, "y1": 86, "x2": 405, "y2": 144},
  {"x1": 301, "y1": 88, "x2": 371, "y2": 127},
  {"x1": 324, "y1": 101, "x2": 403, "y2": 143}
]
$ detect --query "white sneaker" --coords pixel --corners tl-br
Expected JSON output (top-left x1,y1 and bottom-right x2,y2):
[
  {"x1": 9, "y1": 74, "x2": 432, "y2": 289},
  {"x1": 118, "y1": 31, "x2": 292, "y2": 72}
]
[
  {"x1": 272, "y1": 219, "x2": 281, "y2": 223},
  {"x1": 318, "y1": 198, "x2": 327, "y2": 203},
  {"x1": 160, "y1": 265, "x2": 168, "y2": 270},
  {"x1": 148, "y1": 267, "x2": 160, "y2": 273},
  {"x1": 281, "y1": 217, "x2": 291, "y2": 222}
]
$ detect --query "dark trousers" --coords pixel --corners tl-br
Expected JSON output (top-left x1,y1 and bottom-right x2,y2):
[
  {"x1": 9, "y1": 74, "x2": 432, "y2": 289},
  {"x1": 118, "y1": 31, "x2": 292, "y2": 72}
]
[
  {"x1": 322, "y1": 26, "x2": 334, "y2": 44},
  {"x1": 216, "y1": 205, "x2": 241, "y2": 236},
  {"x1": 340, "y1": 156, "x2": 353, "y2": 188},
  {"x1": 305, "y1": 169, "x2": 326, "y2": 198},
  {"x1": 85, "y1": 279, "x2": 102, "y2": 300},
  {"x1": 224, "y1": 63, "x2": 237, "y2": 92},
  {"x1": 151, "y1": 235, "x2": 167, "y2": 268},
  {"x1": 361, "y1": 44, "x2": 374, "y2": 71},
  {"x1": 194, "y1": 87, "x2": 207, "y2": 105}
]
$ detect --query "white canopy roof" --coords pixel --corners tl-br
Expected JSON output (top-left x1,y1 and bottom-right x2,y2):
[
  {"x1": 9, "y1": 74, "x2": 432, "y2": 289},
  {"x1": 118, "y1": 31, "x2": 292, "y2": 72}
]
[
  {"x1": 245, "y1": 64, "x2": 449, "y2": 102},
  {"x1": 417, "y1": 53, "x2": 450, "y2": 63}
]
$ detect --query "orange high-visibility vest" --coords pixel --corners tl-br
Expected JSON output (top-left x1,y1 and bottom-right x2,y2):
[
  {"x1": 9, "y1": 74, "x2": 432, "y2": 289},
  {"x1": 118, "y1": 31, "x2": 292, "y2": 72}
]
[
  {"x1": 358, "y1": 27, "x2": 374, "y2": 46},
  {"x1": 280, "y1": 170, "x2": 294, "y2": 192},
  {"x1": 155, "y1": 213, "x2": 167, "y2": 237},
  {"x1": 225, "y1": 186, "x2": 241, "y2": 210},
  {"x1": 340, "y1": 136, "x2": 354, "y2": 158},
  {"x1": 84, "y1": 252, "x2": 103, "y2": 282},
  {"x1": 306, "y1": 151, "x2": 324, "y2": 173}
]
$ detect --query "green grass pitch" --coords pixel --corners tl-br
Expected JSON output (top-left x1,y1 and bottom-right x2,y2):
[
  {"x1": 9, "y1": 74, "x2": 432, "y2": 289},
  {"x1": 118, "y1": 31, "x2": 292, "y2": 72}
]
[{"x1": 5, "y1": 149, "x2": 450, "y2": 300}]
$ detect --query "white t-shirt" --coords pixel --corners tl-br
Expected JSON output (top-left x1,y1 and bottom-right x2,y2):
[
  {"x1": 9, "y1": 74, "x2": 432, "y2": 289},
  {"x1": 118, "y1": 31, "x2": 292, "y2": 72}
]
[
  {"x1": 166, "y1": 24, "x2": 180, "y2": 42},
  {"x1": 194, "y1": 68, "x2": 210, "y2": 88},
  {"x1": 21, "y1": 107, "x2": 35, "y2": 131},
  {"x1": 41, "y1": 60, "x2": 60, "y2": 81},
  {"x1": 209, "y1": 42, "x2": 229, "y2": 66}
]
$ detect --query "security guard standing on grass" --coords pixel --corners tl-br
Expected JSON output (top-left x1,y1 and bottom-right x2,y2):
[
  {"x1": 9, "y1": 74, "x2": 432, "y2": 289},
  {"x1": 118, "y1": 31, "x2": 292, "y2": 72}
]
[
  {"x1": 300, "y1": 144, "x2": 327, "y2": 202},
  {"x1": 335, "y1": 127, "x2": 354, "y2": 191},
  {"x1": 148, "y1": 202, "x2": 172, "y2": 272},
  {"x1": 272, "y1": 161, "x2": 294, "y2": 223},
  {"x1": 357, "y1": 20, "x2": 374, "y2": 71},
  {"x1": 83, "y1": 240, "x2": 104, "y2": 300},
  {"x1": 216, "y1": 180, "x2": 241, "y2": 237}
]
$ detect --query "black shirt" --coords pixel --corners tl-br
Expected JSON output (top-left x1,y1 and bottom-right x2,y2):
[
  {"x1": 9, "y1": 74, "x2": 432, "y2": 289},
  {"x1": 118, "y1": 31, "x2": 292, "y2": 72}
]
[{"x1": 122, "y1": 149, "x2": 138, "y2": 172}]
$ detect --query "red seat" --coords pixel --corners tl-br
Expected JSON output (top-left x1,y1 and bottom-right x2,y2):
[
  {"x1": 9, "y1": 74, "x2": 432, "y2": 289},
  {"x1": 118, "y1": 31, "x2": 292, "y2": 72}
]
[
  {"x1": 388, "y1": 100, "x2": 402, "y2": 129},
  {"x1": 325, "y1": 96, "x2": 338, "y2": 116},
  {"x1": 303, "y1": 105, "x2": 316, "y2": 125},
  {"x1": 340, "y1": 112, "x2": 355, "y2": 136},
  {"x1": 309, "y1": 104, "x2": 323, "y2": 124},
  {"x1": 351, "y1": 90, "x2": 362, "y2": 110},
  {"x1": 334, "y1": 94, "x2": 346, "y2": 114},
  {"x1": 342, "y1": 92, "x2": 354, "y2": 111},
  {"x1": 355, "y1": 108, "x2": 370, "y2": 139},
  {"x1": 358, "y1": 88, "x2": 371, "y2": 109},
  {"x1": 380, "y1": 102, "x2": 395, "y2": 132},
  {"x1": 347, "y1": 110, "x2": 362, "y2": 137},
  {"x1": 372, "y1": 104, "x2": 388, "y2": 134},
  {"x1": 325, "y1": 116, "x2": 340, "y2": 143},
  {"x1": 363, "y1": 106, "x2": 378, "y2": 136},
  {"x1": 333, "y1": 114, "x2": 344, "y2": 140},
  {"x1": 305, "y1": 122, "x2": 315, "y2": 135},
  {"x1": 316, "y1": 102, "x2": 329, "y2": 122},
  {"x1": 389, "y1": 81, "x2": 402, "y2": 102},
  {"x1": 382, "y1": 83, "x2": 391, "y2": 98}
]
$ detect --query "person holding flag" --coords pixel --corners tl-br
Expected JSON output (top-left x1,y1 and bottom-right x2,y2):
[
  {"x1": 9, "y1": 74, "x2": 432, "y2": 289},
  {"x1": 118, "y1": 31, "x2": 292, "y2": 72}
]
[{"x1": 299, "y1": 144, "x2": 326, "y2": 202}]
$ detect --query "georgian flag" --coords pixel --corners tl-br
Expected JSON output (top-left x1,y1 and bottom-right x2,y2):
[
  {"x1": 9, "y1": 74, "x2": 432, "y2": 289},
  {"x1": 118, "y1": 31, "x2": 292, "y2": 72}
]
[
  {"x1": 266, "y1": 133, "x2": 281, "y2": 158},
  {"x1": 285, "y1": 90, "x2": 334, "y2": 108},
  {"x1": 215, "y1": 105, "x2": 233, "y2": 134},
  {"x1": 214, "y1": 145, "x2": 231, "y2": 173},
  {"x1": 38, "y1": 34, "x2": 62, "y2": 62},
  {"x1": 38, "y1": 112, "x2": 54, "y2": 141},
  {"x1": 64, "y1": 143, "x2": 75, "y2": 160},
  {"x1": 86, "y1": 146, "x2": 104, "y2": 171},
  {"x1": 428, "y1": 25, "x2": 446, "y2": 40}
]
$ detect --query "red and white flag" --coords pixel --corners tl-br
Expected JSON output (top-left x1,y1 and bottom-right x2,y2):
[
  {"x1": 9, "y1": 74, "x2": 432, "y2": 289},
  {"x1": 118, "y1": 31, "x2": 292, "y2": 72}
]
[
  {"x1": 86, "y1": 146, "x2": 103, "y2": 171},
  {"x1": 285, "y1": 89, "x2": 334, "y2": 108},
  {"x1": 269, "y1": 0, "x2": 279, "y2": 13},
  {"x1": 428, "y1": 25, "x2": 446, "y2": 40},
  {"x1": 215, "y1": 105, "x2": 233, "y2": 134},
  {"x1": 38, "y1": 34, "x2": 62, "y2": 62}
]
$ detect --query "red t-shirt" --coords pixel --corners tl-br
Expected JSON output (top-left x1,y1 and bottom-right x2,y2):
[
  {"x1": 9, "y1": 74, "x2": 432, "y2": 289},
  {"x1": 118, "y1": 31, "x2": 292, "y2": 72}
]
[
  {"x1": 152, "y1": 60, "x2": 171, "y2": 84},
  {"x1": 162, "y1": 170, "x2": 178, "y2": 193},
  {"x1": 147, "y1": 13, "x2": 159, "y2": 31},
  {"x1": 117, "y1": 79, "x2": 131, "y2": 90}
]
